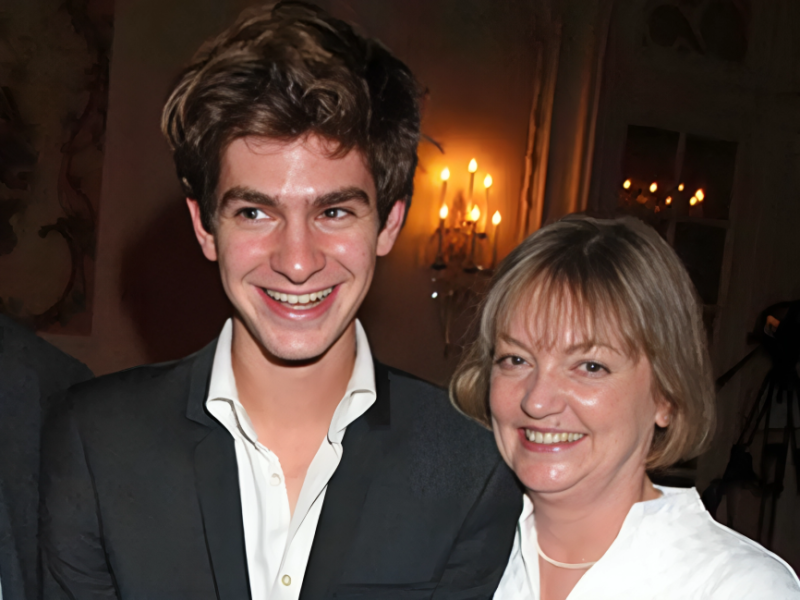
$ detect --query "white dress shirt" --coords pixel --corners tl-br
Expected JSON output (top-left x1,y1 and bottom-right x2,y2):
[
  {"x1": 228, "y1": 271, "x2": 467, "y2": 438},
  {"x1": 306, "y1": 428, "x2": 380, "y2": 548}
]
[
  {"x1": 494, "y1": 486, "x2": 800, "y2": 599},
  {"x1": 205, "y1": 318, "x2": 376, "y2": 600}
]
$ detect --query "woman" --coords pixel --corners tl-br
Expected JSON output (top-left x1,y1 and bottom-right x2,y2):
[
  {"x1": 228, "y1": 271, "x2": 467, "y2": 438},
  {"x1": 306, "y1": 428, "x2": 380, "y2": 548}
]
[{"x1": 451, "y1": 215, "x2": 800, "y2": 600}]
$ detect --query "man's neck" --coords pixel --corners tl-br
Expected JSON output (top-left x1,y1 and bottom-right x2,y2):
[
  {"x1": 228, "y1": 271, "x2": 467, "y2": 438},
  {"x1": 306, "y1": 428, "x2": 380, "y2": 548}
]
[
  {"x1": 229, "y1": 317, "x2": 358, "y2": 433},
  {"x1": 228, "y1": 317, "x2": 358, "y2": 515}
]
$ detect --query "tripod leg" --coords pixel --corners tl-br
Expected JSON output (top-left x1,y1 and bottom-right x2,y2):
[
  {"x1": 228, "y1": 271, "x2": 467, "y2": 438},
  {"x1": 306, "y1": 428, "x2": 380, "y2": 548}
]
[
  {"x1": 766, "y1": 386, "x2": 791, "y2": 549},
  {"x1": 757, "y1": 376, "x2": 777, "y2": 544}
]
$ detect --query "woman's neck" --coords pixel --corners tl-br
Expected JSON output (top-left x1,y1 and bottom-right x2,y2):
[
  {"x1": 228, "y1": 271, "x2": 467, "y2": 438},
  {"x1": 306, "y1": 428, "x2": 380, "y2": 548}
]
[{"x1": 530, "y1": 472, "x2": 660, "y2": 566}]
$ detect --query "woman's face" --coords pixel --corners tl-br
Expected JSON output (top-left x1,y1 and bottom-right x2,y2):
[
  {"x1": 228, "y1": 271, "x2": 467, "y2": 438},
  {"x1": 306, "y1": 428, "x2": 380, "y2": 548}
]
[{"x1": 489, "y1": 298, "x2": 671, "y2": 500}]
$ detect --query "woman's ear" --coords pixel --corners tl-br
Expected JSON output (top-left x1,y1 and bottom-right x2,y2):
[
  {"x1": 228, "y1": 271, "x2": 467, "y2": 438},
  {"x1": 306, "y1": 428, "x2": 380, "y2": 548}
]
[{"x1": 655, "y1": 394, "x2": 673, "y2": 428}]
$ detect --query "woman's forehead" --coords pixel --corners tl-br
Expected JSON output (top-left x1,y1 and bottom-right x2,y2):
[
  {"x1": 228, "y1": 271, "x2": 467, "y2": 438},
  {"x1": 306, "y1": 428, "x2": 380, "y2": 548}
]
[{"x1": 497, "y1": 286, "x2": 633, "y2": 353}]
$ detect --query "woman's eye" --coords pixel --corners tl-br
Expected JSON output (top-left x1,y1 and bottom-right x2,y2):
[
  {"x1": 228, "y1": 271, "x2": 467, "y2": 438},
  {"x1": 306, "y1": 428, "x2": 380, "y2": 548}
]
[
  {"x1": 581, "y1": 361, "x2": 608, "y2": 374},
  {"x1": 496, "y1": 355, "x2": 527, "y2": 367}
]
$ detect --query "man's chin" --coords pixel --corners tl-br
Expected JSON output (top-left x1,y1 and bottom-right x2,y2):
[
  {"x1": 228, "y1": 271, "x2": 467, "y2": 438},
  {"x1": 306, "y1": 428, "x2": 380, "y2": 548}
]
[{"x1": 253, "y1": 335, "x2": 330, "y2": 365}]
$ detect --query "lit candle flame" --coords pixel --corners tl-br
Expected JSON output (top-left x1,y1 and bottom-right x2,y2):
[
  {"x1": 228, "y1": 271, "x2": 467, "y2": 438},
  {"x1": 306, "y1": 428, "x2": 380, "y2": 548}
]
[
  {"x1": 470, "y1": 205, "x2": 481, "y2": 222},
  {"x1": 439, "y1": 204, "x2": 448, "y2": 220},
  {"x1": 492, "y1": 211, "x2": 501, "y2": 226},
  {"x1": 468, "y1": 159, "x2": 478, "y2": 173},
  {"x1": 441, "y1": 167, "x2": 450, "y2": 181},
  {"x1": 623, "y1": 179, "x2": 631, "y2": 189},
  {"x1": 695, "y1": 188, "x2": 704, "y2": 201},
  {"x1": 484, "y1": 174, "x2": 493, "y2": 188},
  {"x1": 665, "y1": 196, "x2": 672, "y2": 205},
  {"x1": 678, "y1": 183, "x2": 685, "y2": 192},
  {"x1": 690, "y1": 196, "x2": 698, "y2": 206},
  {"x1": 649, "y1": 182, "x2": 658, "y2": 193}
]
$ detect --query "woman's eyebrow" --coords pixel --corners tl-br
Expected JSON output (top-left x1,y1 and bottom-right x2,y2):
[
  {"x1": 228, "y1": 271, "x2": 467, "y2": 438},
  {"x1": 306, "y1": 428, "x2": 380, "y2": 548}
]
[{"x1": 564, "y1": 341, "x2": 622, "y2": 355}]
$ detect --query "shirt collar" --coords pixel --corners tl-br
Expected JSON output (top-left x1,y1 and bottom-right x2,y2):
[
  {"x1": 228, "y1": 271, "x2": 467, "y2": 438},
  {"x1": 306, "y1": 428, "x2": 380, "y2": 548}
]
[{"x1": 205, "y1": 318, "x2": 377, "y2": 444}]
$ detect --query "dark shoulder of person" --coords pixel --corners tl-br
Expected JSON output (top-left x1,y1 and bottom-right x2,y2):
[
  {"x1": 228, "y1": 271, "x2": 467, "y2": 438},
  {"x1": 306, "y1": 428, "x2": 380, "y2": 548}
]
[
  {"x1": 380, "y1": 363, "x2": 504, "y2": 486},
  {"x1": 0, "y1": 315, "x2": 93, "y2": 412}
]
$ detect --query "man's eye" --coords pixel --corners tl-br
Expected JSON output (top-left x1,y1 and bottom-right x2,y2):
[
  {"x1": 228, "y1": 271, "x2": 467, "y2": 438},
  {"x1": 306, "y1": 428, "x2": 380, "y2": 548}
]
[
  {"x1": 238, "y1": 207, "x2": 267, "y2": 220},
  {"x1": 322, "y1": 207, "x2": 350, "y2": 219}
]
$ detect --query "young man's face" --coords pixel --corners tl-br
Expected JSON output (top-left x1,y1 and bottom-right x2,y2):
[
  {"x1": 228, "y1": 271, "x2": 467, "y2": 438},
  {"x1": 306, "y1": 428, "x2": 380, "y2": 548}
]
[{"x1": 188, "y1": 135, "x2": 405, "y2": 362}]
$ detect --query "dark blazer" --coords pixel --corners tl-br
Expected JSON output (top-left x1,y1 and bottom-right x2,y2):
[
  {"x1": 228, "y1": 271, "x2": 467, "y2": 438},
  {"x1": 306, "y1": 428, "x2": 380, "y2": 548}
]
[
  {"x1": 40, "y1": 339, "x2": 521, "y2": 600},
  {"x1": 0, "y1": 315, "x2": 92, "y2": 600}
]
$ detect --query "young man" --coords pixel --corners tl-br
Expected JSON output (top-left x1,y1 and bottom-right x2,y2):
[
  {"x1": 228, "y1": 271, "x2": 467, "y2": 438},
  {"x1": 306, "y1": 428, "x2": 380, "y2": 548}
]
[{"x1": 39, "y1": 3, "x2": 521, "y2": 599}]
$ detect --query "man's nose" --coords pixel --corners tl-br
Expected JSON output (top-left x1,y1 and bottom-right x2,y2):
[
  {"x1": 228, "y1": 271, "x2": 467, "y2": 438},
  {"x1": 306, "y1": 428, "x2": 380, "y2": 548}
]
[
  {"x1": 520, "y1": 369, "x2": 568, "y2": 420},
  {"x1": 270, "y1": 219, "x2": 326, "y2": 284}
]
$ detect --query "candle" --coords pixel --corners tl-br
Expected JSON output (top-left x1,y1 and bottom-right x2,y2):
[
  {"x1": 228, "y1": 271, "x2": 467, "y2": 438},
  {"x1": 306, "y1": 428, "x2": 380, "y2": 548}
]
[
  {"x1": 469, "y1": 205, "x2": 480, "y2": 223},
  {"x1": 491, "y1": 210, "x2": 501, "y2": 268},
  {"x1": 482, "y1": 174, "x2": 493, "y2": 233},
  {"x1": 468, "y1": 158, "x2": 478, "y2": 200},
  {"x1": 432, "y1": 203, "x2": 449, "y2": 270},
  {"x1": 440, "y1": 167, "x2": 450, "y2": 204},
  {"x1": 464, "y1": 204, "x2": 481, "y2": 273}
]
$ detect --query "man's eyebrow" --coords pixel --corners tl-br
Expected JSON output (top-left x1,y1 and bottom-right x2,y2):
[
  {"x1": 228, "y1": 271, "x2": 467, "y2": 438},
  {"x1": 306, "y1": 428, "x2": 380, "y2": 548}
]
[
  {"x1": 219, "y1": 186, "x2": 278, "y2": 208},
  {"x1": 313, "y1": 186, "x2": 371, "y2": 208}
]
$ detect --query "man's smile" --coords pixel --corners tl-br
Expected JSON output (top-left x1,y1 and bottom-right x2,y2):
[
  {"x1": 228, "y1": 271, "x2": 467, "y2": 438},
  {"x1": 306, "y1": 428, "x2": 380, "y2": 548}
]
[{"x1": 262, "y1": 285, "x2": 335, "y2": 309}]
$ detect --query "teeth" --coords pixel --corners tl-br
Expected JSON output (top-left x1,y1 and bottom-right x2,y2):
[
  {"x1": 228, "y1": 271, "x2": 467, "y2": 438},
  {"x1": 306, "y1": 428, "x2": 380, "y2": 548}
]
[
  {"x1": 265, "y1": 287, "x2": 333, "y2": 307},
  {"x1": 525, "y1": 429, "x2": 584, "y2": 444}
]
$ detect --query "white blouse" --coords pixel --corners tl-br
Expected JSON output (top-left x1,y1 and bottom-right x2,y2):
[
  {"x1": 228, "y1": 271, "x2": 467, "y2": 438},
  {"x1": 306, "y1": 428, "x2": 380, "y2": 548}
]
[{"x1": 494, "y1": 486, "x2": 800, "y2": 599}]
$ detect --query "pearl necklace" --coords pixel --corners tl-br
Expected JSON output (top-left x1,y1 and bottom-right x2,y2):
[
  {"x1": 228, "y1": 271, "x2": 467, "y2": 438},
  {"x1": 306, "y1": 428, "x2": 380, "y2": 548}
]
[{"x1": 534, "y1": 535, "x2": 598, "y2": 570}]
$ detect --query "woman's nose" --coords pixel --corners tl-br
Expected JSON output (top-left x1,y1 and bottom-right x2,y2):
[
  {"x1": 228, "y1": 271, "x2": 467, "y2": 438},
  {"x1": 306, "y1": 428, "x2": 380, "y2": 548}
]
[
  {"x1": 520, "y1": 369, "x2": 568, "y2": 419},
  {"x1": 269, "y1": 220, "x2": 326, "y2": 284}
]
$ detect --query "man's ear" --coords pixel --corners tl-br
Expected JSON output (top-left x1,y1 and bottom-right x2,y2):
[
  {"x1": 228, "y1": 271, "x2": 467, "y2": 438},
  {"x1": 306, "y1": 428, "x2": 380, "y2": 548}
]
[
  {"x1": 186, "y1": 199, "x2": 218, "y2": 262},
  {"x1": 376, "y1": 200, "x2": 406, "y2": 257}
]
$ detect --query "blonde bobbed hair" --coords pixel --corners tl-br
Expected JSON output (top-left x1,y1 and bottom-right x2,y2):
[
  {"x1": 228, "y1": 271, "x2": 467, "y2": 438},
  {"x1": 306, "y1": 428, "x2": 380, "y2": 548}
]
[{"x1": 450, "y1": 214, "x2": 716, "y2": 470}]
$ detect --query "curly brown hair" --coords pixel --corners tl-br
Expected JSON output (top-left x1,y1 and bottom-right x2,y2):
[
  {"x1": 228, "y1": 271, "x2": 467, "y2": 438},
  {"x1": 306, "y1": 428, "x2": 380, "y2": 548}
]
[{"x1": 162, "y1": 1, "x2": 422, "y2": 232}]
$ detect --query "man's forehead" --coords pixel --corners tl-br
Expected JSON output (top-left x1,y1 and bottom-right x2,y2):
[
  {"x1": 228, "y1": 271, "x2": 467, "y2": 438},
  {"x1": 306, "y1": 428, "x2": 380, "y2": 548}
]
[{"x1": 218, "y1": 135, "x2": 376, "y2": 203}]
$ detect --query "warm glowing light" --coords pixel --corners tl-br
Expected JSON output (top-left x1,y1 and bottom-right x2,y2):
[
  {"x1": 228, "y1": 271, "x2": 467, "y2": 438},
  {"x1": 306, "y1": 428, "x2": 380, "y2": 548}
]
[
  {"x1": 695, "y1": 188, "x2": 705, "y2": 201},
  {"x1": 678, "y1": 183, "x2": 685, "y2": 192},
  {"x1": 440, "y1": 167, "x2": 450, "y2": 181},
  {"x1": 690, "y1": 196, "x2": 698, "y2": 206},
  {"x1": 649, "y1": 182, "x2": 658, "y2": 193},
  {"x1": 470, "y1": 205, "x2": 481, "y2": 222},
  {"x1": 665, "y1": 196, "x2": 672, "y2": 205},
  {"x1": 492, "y1": 211, "x2": 502, "y2": 226},
  {"x1": 484, "y1": 174, "x2": 493, "y2": 188},
  {"x1": 468, "y1": 159, "x2": 478, "y2": 173},
  {"x1": 439, "y1": 204, "x2": 448, "y2": 220},
  {"x1": 431, "y1": 292, "x2": 438, "y2": 299},
  {"x1": 622, "y1": 179, "x2": 632, "y2": 189}
]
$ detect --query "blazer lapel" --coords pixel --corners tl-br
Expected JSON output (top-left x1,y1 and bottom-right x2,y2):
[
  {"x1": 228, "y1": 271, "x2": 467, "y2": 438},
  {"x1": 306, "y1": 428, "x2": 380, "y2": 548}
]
[
  {"x1": 299, "y1": 362, "x2": 392, "y2": 600},
  {"x1": 187, "y1": 340, "x2": 251, "y2": 600},
  {"x1": 194, "y1": 428, "x2": 251, "y2": 600}
]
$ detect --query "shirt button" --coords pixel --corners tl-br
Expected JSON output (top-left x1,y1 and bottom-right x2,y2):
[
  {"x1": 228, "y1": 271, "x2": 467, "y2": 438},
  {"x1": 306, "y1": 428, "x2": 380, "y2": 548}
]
[
  {"x1": 270, "y1": 473, "x2": 282, "y2": 486},
  {"x1": 281, "y1": 574, "x2": 291, "y2": 586}
]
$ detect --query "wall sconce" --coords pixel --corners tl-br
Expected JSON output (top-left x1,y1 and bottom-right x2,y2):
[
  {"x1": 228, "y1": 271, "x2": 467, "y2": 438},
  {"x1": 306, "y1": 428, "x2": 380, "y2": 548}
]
[{"x1": 427, "y1": 158, "x2": 503, "y2": 356}]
